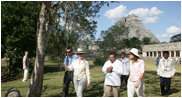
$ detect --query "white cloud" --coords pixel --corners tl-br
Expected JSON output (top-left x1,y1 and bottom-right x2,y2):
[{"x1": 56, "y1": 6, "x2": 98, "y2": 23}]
[
  {"x1": 104, "y1": 5, "x2": 128, "y2": 22},
  {"x1": 104, "y1": 5, "x2": 163, "y2": 24},
  {"x1": 128, "y1": 7, "x2": 163, "y2": 24},
  {"x1": 158, "y1": 26, "x2": 181, "y2": 42},
  {"x1": 166, "y1": 26, "x2": 181, "y2": 34}
]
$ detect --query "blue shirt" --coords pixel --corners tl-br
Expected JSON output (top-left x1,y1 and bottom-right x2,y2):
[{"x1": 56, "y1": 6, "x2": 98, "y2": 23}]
[
  {"x1": 156, "y1": 57, "x2": 162, "y2": 67},
  {"x1": 64, "y1": 54, "x2": 78, "y2": 66}
]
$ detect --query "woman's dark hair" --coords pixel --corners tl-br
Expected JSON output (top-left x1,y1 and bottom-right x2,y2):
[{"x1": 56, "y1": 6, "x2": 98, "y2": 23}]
[{"x1": 130, "y1": 52, "x2": 139, "y2": 61}]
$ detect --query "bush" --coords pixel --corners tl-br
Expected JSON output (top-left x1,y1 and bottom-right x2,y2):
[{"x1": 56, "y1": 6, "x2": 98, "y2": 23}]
[
  {"x1": 49, "y1": 56, "x2": 59, "y2": 63},
  {"x1": 93, "y1": 57, "x2": 107, "y2": 66}
]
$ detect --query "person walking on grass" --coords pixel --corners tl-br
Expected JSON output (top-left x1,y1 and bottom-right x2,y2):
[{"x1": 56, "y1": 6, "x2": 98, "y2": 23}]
[
  {"x1": 157, "y1": 51, "x2": 175, "y2": 96},
  {"x1": 127, "y1": 48, "x2": 145, "y2": 97},
  {"x1": 61, "y1": 47, "x2": 78, "y2": 97},
  {"x1": 102, "y1": 51, "x2": 123, "y2": 97},
  {"x1": 22, "y1": 51, "x2": 29, "y2": 82},
  {"x1": 156, "y1": 53, "x2": 162, "y2": 68},
  {"x1": 61, "y1": 48, "x2": 90, "y2": 97},
  {"x1": 120, "y1": 52, "x2": 130, "y2": 86}
]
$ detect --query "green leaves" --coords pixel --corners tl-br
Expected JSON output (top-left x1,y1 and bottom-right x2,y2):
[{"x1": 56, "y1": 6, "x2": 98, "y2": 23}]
[
  {"x1": 1, "y1": 1, "x2": 41, "y2": 71},
  {"x1": 170, "y1": 33, "x2": 181, "y2": 42}
]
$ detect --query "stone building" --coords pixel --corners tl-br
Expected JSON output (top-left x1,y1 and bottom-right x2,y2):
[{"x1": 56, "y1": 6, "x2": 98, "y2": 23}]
[
  {"x1": 142, "y1": 42, "x2": 181, "y2": 58},
  {"x1": 115, "y1": 14, "x2": 160, "y2": 43}
]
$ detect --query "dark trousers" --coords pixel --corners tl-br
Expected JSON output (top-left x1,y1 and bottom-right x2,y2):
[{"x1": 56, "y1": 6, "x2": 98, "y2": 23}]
[
  {"x1": 62, "y1": 71, "x2": 74, "y2": 97},
  {"x1": 160, "y1": 76, "x2": 171, "y2": 95},
  {"x1": 121, "y1": 75, "x2": 129, "y2": 85}
]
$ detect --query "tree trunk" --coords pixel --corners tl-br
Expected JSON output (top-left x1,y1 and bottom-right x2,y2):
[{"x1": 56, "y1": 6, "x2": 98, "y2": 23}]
[{"x1": 27, "y1": 2, "x2": 62, "y2": 97}]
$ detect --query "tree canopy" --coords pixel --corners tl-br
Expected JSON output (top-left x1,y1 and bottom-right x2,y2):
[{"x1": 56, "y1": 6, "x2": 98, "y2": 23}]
[
  {"x1": 1, "y1": 1, "x2": 41, "y2": 72},
  {"x1": 170, "y1": 33, "x2": 181, "y2": 42}
]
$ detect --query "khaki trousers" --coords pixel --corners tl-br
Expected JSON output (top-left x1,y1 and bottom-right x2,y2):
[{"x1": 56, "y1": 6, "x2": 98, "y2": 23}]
[
  {"x1": 103, "y1": 85, "x2": 120, "y2": 97},
  {"x1": 22, "y1": 68, "x2": 29, "y2": 82}
]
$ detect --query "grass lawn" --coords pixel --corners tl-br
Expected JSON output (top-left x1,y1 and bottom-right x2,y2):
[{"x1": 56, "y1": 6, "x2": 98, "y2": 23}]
[{"x1": 1, "y1": 58, "x2": 181, "y2": 97}]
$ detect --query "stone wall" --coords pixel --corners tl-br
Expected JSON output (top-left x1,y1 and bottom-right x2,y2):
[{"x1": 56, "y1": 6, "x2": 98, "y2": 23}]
[{"x1": 142, "y1": 42, "x2": 181, "y2": 58}]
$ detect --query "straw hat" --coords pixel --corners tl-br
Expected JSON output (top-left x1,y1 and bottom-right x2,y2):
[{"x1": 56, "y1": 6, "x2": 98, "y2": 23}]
[
  {"x1": 130, "y1": 48, "x2": 140, "y2": 58},
  {"x1": 77, "y1": 48, "x2": 85, "y2": 54}
]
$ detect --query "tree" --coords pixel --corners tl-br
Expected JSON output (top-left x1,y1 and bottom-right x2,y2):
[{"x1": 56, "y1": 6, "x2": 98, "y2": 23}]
[
  {"x1": 1, "y1": 1, "x2": 41, "y2": 74},
  {"x1": 46, "y1": 1, "x2": 110, "y2": 62},
  {"x1": 28, "y1": 1, "x2": 110, "y2": 96},
  {"x1": 142, "y1": 37, "x2": 151, "y2": 45},
  {"x1": 27, "y1": 2, "x2": 62, "y2": 96},
  {"x1": 170, "y1": 33, "x2": 181, "y2": 42},
  {"x1": 129, "y1": 37, "x2": 142, "y2": 50},
  {"x1": 100, "y1": 25, "x2": 129, "y2": 55}
]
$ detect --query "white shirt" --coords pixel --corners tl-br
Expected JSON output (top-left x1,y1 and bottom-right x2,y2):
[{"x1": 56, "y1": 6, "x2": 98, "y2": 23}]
[
  {"x1": 102, "y1": 59, "x2": 123, "y2": 86},
  {"x1": 157, "y1": 57, "x2": 175, "y2": 78},
  {"x1": 65, "y1": 59, "x2": 90, "y2": 83},
  {"x1": 120, "y1": 58, "x2": 130, "y2": 75},
  {"x1": 23, "y1": 55, "x2": 29, "y2": 69}
]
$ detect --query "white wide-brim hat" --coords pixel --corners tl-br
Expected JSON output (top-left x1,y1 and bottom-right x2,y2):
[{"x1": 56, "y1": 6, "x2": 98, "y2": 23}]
[
  {"x1": 130, "y1": 48, "x2": 140, "y2": 58},
  {"x1": 77, "y1": 48, "x2": 85, "y2": 54}
]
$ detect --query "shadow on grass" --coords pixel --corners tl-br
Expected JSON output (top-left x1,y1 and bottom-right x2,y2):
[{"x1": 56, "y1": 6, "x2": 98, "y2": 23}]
[
  {"x1": 144, "y1": 70, "x2": 181, "y2": 96},
  {"x1": 44, "y1": 65, "x2": 61, "y2": 74},
  {"x1": 49, "y1": 70, "x2": 181, "y2": 97},
  {"x1": 83, "y1": 80, "x2": 104, "y2": 97},
  {"x1": 1, "y1": 71, "x2": 23, "y2": 82}
]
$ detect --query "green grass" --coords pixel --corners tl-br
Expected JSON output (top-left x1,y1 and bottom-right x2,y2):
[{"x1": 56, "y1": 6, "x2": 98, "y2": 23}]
[{"x1": 1, "y1": 59, "x2": 181, "y2": 97}]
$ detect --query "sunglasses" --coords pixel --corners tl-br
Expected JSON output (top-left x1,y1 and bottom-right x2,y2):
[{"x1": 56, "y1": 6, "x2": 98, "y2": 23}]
[{"x1": 66, "y1": 51, "x2": 71, "y2": 53}]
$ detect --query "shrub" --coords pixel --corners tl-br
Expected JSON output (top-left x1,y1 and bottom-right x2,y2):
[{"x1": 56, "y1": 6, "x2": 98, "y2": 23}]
[{"x1": 93, "y1": 57, "x2": 107, "y2": 66}]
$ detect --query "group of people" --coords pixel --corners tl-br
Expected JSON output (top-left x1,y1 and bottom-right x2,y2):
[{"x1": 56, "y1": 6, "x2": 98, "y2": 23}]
[{"x1": 22, "y1": 47, "x2": 176, "y2": 97}]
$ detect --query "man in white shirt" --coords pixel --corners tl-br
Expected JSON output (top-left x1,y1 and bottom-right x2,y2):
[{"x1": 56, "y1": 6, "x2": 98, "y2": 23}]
[
  {"x1": 22, "y1": 51, "x2": 29, "y2": 82},
  {"x1": 157, "y1": 51, "x2": 175, "y2": 96},
  {"x1": 120, "y1": 52, "x2": 130, "y2": 86},
  {"x1": 102, "y1": 51, "x2": 123, "y2": 97}
]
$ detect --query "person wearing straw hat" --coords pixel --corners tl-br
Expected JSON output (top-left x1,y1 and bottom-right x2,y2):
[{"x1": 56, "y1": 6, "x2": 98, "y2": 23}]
[
  {"x1": 102, "y1": 51, "x2": 123, "y2": 97},
  {"x1": 127, "y1": 48, "x2": 145, "y2": 97},
  {"x1": 60, "y1": 48, "x2": 90, "y2": 97}
]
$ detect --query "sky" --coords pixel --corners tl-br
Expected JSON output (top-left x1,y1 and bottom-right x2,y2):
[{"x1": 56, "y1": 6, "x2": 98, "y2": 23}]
[{"x1": 94, "y1": 1, "x2": 181, "y2": 42}]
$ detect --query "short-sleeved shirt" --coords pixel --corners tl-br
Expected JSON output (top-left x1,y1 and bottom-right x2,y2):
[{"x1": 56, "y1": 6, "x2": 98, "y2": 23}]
[
  {"x1": 129, "y1": 59, "x2": 145, "y2": 82},
  {"x1": 102, "y1": 59, "x2": 123, "y2": 86}
]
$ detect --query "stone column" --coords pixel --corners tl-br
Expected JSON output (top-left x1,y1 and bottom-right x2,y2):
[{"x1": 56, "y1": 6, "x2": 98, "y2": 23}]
[
  {"x1": 169, "y1": 51, "x2": 171, "y2": 57},
  {"x1": 152, "y1": 51, "x2": 154, "y2": 58},
  {"x1": 161, "y1": 51, "x2": 163, "y2": 57},
  {"x1": 174, "y1": 51, "x2": 176, "y2": 58},
  {"x1": 142, "y1": 52, "x2": 146, "y2": 57},
  {"x1": 156, "y1": 51, "x2": 158, "y2": 57}
]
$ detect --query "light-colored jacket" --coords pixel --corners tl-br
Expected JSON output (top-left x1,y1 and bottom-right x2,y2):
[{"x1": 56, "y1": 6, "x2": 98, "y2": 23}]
[
  {"x1": 65, "y1": 59, "x2": 90, "y2": 84},
  {"x1": 23, "y1": 55, "x2": 29, "y2": 69},
  {"x1": 102, "y1": 59, "x2": 123, "y2": 86},
  {"x1": 157, "y1": 57, "x2": 175, "y2": 78}
]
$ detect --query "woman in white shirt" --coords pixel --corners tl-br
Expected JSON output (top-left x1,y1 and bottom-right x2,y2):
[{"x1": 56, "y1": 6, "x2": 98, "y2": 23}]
[{"x1": 61, "y1": 48, "x2": 90, "y2": 97}]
